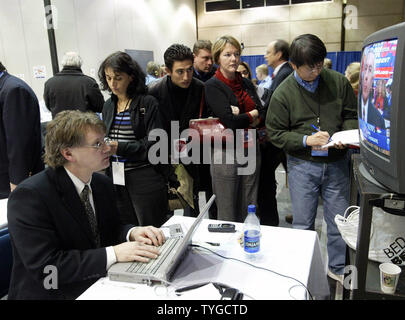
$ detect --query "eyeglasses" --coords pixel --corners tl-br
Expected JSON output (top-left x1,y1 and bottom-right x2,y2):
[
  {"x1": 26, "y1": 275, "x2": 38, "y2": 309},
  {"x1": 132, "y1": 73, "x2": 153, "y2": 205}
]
[
  {"x1": 302, "y1": 62, "x2": 324, "y2": 74},
  {"x1": 81, "y1": 137, "x2": 112, "y2": 150}
]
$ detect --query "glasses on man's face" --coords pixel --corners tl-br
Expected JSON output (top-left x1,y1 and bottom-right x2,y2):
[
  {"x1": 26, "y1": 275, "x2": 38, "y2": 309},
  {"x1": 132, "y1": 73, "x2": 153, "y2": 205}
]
[
  {"x1": 81, "y1": 137, "x2": 112, "y2": 150},
  {"x1": 302, "y1": 62, "x2": 324, "y2": 74}
]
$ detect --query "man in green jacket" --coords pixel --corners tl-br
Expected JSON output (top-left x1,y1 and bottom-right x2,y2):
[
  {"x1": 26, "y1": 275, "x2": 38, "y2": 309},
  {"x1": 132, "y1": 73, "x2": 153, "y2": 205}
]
[{"x1": 266, "y1": 34, "x2": 358, "y2": 284}]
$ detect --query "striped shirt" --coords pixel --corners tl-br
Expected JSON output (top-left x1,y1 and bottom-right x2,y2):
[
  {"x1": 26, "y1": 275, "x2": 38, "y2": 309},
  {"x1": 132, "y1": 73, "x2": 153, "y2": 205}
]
[{"x1": 109, "y1": 110, "x2": 149, "y2": 171}]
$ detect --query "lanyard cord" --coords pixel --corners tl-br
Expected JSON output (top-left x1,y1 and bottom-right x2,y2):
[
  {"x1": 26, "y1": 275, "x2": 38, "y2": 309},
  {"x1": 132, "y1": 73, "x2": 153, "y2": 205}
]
[{"x1": 297, "y1": 84, "x2": 321, "y2": 128}]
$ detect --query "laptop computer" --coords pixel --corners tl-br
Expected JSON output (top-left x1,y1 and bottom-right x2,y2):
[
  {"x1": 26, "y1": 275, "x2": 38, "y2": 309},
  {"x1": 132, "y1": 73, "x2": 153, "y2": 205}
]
[{"x1": 108, "y1": 194, "x2": 216, "y2": 285}]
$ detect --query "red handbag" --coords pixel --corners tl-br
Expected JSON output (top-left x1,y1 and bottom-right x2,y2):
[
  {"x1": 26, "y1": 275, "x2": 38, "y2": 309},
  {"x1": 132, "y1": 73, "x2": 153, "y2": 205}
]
[
  {"x1": 188, "y1": 92, "x2": 257, "y2": 148},
  {"x1": 188, "y1": 92, "x2": 233, "y2": 144}
]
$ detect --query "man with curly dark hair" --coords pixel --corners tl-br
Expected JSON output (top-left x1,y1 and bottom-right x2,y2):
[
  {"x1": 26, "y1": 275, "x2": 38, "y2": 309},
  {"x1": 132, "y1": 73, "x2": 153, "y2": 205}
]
[{"x1": 148, "y1": 44, "x2": 207, "y2": 217}]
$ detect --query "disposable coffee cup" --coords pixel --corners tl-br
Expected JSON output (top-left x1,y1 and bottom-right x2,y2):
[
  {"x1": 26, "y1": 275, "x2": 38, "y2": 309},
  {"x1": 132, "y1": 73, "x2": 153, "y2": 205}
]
[{"x1": 379, "y1": 263, "x2": 402, "y2": 294}]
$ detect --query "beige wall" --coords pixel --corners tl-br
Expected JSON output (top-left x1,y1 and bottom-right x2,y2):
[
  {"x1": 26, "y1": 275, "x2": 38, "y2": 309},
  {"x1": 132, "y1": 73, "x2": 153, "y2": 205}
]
[
  {"x1": 1, "y1": 0, "x2": 404, "y2": 103},
  {"x1": 0, "y1": 0, "x2": 197, "y2": 103},
  {"x1": 345, "y1": 0, "x2": 405, "y2": 51},
  {"x1": 197, "y1": 0, "x2": 405, "y2": 54}
]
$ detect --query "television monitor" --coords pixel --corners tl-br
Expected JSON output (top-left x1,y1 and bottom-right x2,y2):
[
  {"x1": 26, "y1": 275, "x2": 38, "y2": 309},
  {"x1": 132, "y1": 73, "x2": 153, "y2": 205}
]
[{"x1": 358, "y1": 22, "x2": 405, "y2": 194}]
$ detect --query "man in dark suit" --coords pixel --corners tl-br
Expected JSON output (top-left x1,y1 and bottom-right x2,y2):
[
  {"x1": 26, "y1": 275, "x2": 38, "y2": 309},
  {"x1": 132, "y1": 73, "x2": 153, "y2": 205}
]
[
  {"x1": 257, "y1": 40, "x2": 293, "y2": 226},
  {"x1": 0, "y1": 62, "x2": 44, "y2": 199},
  {"x1": 360, "y1": 48, "x2": 386, "y2": 130},
  {"x1": 148, "y1": 44, "x2": 205, "y2": 218},
  {"x1": 7, "y1": 110, "x2": 164, "y2": 299},
  {"x1": 266, "y1": 40, "x2": 294, "y2": 99}
]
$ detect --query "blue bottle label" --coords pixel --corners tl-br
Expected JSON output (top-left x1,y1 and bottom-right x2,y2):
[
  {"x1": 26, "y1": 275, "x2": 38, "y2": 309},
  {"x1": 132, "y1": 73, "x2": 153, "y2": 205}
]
[{"x1": 244, "y1": 230, "x2": 260, "y2": 253}]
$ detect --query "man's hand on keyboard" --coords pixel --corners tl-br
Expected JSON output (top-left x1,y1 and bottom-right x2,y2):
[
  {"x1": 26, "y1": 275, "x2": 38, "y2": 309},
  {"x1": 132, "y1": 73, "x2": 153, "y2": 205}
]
[
  {"x1": 129, "y1": 226, "x2": 165, "y2": 247},
  {"x1": 113, "y1": 242, "x2": 160, "y2": 263}
]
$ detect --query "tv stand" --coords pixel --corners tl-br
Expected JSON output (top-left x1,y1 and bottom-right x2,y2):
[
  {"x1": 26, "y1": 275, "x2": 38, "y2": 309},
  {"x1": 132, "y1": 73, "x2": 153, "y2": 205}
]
[{"x1": 347, "y1": 154, "x2": 405, "y2": 299}]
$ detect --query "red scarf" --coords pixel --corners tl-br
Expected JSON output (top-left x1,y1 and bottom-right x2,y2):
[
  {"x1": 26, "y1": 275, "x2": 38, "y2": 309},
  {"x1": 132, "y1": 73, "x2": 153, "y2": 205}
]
[{"x1": 215, "y1": 68, "x2": 256, "y2": 114}]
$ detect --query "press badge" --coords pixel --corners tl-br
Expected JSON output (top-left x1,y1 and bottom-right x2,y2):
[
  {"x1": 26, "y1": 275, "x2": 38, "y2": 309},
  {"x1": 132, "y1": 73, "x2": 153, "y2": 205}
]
[
  {"x1": 311, "y1": 132, "x2": 328, "y2": 157},
  {"x1": 112, "y1": 158, "x2": 125, "y2": 186}
]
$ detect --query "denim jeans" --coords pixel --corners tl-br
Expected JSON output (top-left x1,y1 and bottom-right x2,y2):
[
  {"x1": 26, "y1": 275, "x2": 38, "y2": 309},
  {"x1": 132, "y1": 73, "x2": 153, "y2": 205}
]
[{"x1": 287, "y1": 155, "x2": 350, "y2": 274}]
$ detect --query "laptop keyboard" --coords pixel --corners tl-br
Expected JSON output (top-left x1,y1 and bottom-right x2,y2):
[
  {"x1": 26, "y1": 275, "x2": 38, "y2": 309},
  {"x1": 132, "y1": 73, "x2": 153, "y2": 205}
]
[{"x1": 126, "y1": 237, "x2": 181, "y2": 275}]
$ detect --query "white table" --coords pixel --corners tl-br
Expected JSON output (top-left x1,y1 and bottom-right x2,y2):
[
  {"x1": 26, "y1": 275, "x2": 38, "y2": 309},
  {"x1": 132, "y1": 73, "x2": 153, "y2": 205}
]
[
  {"x1": 0, "y1": 199, "x2": 7, "y2": 230},
  {"x1": 78, "y1": 216, "x2": 329, "y2": 300}
]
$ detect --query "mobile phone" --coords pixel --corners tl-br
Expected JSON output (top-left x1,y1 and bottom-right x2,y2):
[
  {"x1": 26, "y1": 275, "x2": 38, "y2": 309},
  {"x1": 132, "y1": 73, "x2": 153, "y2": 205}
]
[{"x1": 208, "y1": 223, "x2": 236, "y2": 233}]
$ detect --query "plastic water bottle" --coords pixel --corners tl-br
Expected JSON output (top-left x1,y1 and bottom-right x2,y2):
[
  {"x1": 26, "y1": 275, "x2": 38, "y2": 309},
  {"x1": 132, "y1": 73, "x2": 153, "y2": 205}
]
[{"x1": 243, "y1": 205, "x2": 261, "y2": 258}]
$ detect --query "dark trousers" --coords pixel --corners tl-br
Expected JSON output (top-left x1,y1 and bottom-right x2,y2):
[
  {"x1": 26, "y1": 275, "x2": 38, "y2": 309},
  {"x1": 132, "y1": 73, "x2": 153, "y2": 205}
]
[
  {"x1": 0, "y1": 174, "x2": 9, "y2": 199},
  {"x1": 197, "y1": 164, "x2": 217, "y2": 219},
  {"x1": 257, "y1": 142, "x2": 287, "y2": 226},
  {"x1": 114, "y1": 166, "x2": 168, "y2": 227}
]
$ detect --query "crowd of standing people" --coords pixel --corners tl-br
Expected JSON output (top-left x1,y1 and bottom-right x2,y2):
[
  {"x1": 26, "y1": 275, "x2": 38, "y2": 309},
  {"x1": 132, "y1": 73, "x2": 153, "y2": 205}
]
[{"x1": 2, "y1": 32, "x2": 360, "y2": 299}]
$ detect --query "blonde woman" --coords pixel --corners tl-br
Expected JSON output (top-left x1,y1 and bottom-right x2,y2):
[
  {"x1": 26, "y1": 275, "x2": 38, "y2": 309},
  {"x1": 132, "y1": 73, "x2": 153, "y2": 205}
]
[
  {"x1": 205, "y1": 35, "x2": 265, "y2": 222},
  {"x1": 345, "y1": 62, "x2": 360, "y2": 97}
]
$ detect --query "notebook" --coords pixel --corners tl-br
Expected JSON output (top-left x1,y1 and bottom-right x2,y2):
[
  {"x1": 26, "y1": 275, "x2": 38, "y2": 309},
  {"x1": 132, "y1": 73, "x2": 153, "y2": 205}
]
[{"x1": 108, "y1": 195, "x2": 216, "y2": 285}]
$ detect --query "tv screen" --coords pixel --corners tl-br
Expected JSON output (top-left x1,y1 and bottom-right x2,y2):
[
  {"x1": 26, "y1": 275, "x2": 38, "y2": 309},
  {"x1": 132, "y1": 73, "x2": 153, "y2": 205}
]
[
  {"x1": 359, "y1": 39, "x2": 397, "y2": 158},
  {"x1": 359, "y1": 22, "x2": 405, "y2": 194}
]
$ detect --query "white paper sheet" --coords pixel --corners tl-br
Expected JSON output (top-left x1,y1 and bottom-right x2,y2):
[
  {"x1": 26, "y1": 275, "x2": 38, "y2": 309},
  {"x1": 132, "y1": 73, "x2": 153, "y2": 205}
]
[{"x1": 322, "y1": 129, "x2": 359, "y2": 148}]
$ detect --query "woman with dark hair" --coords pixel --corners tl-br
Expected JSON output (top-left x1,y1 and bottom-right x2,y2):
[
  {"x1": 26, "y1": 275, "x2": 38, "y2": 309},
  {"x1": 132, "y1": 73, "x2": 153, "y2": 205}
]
[
  {"x1": 237, "y1": 61, "x2": 252, "y2": 80},
  {"x1": 98, "y1": 51, "x2": 167, "y2": 227}
]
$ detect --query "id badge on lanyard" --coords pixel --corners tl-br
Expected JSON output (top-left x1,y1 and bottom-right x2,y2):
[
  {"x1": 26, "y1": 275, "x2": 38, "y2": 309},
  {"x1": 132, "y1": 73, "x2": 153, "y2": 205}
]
[{"x1": 112, "y1": 156, "x2": 125, "y2": 186}]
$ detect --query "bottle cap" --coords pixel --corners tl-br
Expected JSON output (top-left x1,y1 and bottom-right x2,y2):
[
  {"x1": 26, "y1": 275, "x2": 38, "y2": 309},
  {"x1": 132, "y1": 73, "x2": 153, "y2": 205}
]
[{"x1": 248, "y1": 205, "x2": 256, "y2": 213}]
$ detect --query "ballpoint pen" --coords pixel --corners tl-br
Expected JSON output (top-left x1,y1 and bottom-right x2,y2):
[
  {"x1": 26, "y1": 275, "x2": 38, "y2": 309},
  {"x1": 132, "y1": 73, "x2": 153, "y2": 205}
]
[
  {"x1": 311, "y1": 124, "x2": 332, "y2": 143},
  {"x1": 311, "y1": 124, "x2": 321, "y2": 132}
]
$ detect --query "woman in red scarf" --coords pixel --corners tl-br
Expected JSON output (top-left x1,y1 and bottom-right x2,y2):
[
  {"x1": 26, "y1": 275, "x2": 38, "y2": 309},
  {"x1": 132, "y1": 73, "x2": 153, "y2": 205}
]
[
  {"x1": 374, "y1": 79, "x2": 387, "y2": 114},
  {"x1": 205, "y1": 35, "x2": 265, "y2": 222}
]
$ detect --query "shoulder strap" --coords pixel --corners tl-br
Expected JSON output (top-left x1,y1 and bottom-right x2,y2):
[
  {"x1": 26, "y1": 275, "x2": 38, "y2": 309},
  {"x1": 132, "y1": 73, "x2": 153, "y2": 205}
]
[
  {"x1": 134, "y1": 96, "x2": 147, "y2": 138},
  {"x1": 199, "y1": 89, "x2": 205, "y2": 119}
]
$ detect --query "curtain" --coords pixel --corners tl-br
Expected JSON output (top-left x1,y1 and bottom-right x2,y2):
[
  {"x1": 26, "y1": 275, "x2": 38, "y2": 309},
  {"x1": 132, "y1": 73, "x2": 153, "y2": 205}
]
[
  {"x1": 240, "y1": 55, "x2": 273, "y2": 80},
  {"x1": 326, "y1": 52, "x2": 337, "y2": 70},
  {"x1": 241, "y1": 51, "x2": 361, "y2": 79},
  {"x1": 335, "y1": 51, "x2": 362, "y2": 74}
]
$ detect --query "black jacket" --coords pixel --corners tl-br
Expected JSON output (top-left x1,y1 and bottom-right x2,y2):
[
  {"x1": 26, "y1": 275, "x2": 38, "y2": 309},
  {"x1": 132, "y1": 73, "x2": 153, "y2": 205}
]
[
  {"x1": 0, "y1": 72, "x2": 43, "y2": 195},
  {"x1": 7, "y1": 167, "x2": 132, "y2": 299},
  {"x1": 267, "y1": 62, "x2": 294, "y2": 105},
  {"x1": 359, "y1": 92, "x2": 386, "y2": 130},
  {"x1": 102, "y1": 94, "x2": 162, "y2": 164},
  {"x1": 148, "y1": 76, "x2": 206, "y2": 137},
  {"x1": 148, "y1": 76, "x2": 206, "y2": 185},
  {"x1": 44, "y1": 66, "x2": 104, "y2": 118},
  {"x1": 205, "y1": 76, "x2": 265, "y2": 130}
]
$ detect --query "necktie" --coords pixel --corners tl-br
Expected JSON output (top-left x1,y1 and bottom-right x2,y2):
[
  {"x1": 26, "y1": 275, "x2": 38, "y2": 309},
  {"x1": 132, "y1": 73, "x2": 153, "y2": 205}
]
[
  {"x1": 363, "y1": 106, "x2": 365, "y2": 120},
  {"x1": 80, "y1": 185, "x2": 100, "y2": 247},
  {"x1": 271, "y1": 73, "x2": 275, "y2": 80}
]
